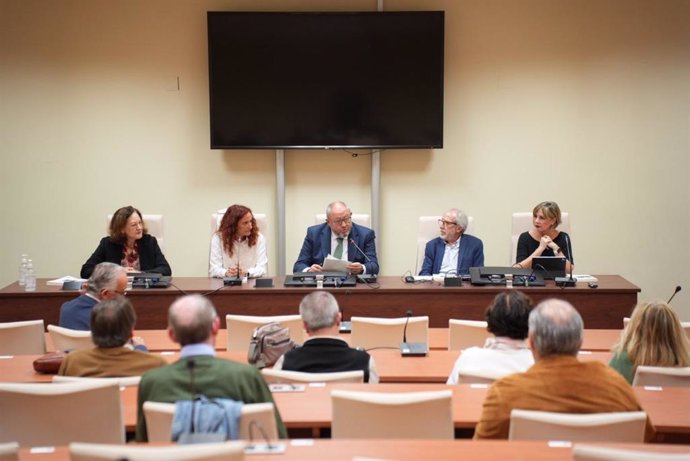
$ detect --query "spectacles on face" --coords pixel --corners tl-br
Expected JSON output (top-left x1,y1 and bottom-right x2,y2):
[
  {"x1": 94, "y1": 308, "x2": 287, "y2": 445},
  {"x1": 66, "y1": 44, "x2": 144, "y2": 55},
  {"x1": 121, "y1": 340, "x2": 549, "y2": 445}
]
[
  {"x1": 331, "y1": 217, "x2": 352, "y2": 226},
  {"x1": 114, "y1": 289, "x2": 127, "y2": 296},
  {"x1": 438, "y1": 219, "x2": 457, "y2": 227}
]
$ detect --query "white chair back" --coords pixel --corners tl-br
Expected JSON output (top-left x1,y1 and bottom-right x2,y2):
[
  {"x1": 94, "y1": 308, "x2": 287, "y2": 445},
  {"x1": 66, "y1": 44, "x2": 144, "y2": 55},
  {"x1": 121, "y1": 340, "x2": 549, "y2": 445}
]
[
  {"x1": 508, "y1": 409, "x2": 647, "y2": 442},
  {"x1": 448, "y1": 319, "x2": 490, "y2": 351},
  {"x1": 69, "y1": 441, "x2": 246, "y2": 461},
  {"x1": 416, "y1": 215, "x2": 475, "y2": 274},
  {"x1": 0, "y1": 381, "x2": 124, "y2": 447},
  {"x1": 573, "y1": 443, "x2": 690, "y2": 461},
  {"x1": 225, "y1": 314, "x2": 303, "y2": 353},
  {"x1": 511, "y1": 211, "x2": 570, "y2": 265},
  {"x1": 0, "y1": 320, "x2": 46, "y2": 355},
  {"x1": 47, "y1": 324, "x2": 93, "y2": 351},
  {"x1": 314, "y1": 213, "x2": 370, "y2": 228},
  {"x1": 261, "y1": 369, "x2": 364, "y2": 384},
  {"x1": 455, "y1": 371, "x2": 499, "y2": 385},
  {"x1": 350, "y1": 316, "x2": 428, "y2": 350},
  {"x1": 632, "y1": 366, "x2": 690, "y2": 387},
  {"x1": 331, "y1": 389, "x2": 453, "y2": 439},
  {"x1": 53, "y1": 375, "x2": 142, "y2": 387},
  {"x1": 107, "y1": 213, "x2": 164, "y2": 251},
  {"x1": 211, "y1": 209, "x2": 268, "y2": 240},
  {"x1": 0, "y1": 442, "x2": 19, "y2": 461}
]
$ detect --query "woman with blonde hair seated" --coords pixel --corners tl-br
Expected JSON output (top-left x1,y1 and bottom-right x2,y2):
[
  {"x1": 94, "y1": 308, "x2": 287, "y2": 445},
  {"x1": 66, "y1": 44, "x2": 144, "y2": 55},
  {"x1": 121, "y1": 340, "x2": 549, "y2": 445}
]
[{"x1": 609, "y1": 300, "x2": 690, "y2": 383}]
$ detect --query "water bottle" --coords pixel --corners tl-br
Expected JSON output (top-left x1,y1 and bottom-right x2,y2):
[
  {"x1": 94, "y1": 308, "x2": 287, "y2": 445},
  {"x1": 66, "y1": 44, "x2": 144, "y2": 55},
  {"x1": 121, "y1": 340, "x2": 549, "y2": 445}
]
[
  {"x1": 24, "y1": 260, "x2": 36, "y2": 292},
  {"x1": 18, "y1": 254, "x2": 29, "y2": 286}
]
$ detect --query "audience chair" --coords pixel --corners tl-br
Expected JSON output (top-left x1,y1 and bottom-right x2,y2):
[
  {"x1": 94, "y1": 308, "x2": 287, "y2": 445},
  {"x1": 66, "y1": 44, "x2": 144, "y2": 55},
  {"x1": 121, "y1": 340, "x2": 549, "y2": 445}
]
[
  {"x1": 314, "y1": 213, "x2": 370, "y2": 228},
  {"x1": 0, "y1": 319, "x2": 46, "y2": 355},
  {"x1": 69, "y1": 441, "x2": 246, "y2": 461},
  {"x1": 415, "y1": 215, "x2": 475, "y2": 274},
  {"x1": 632, "y1": 366, "x2": 690, "y2": 388},
  {"x1": 448, "y1": 319, "x2": 490, "y2": 351},
  {"x1": 573, "y1": 443, "x2": 690, "y2": 461},
  {"x1": 108, "y1": 214, "x2": 164, "y2": 252},
  {"x1": 47, "y1": 324, "x2": 93, "y2": 351},
  {"x1": 508, "y1": 409, "x2": 647, "y2": 442},
  {"x1": 53, "y1": 375, "x2": 142, "y2": 387},
  {"x1": 0, "y1": 442, "x2": 19, "y2": 461},
  {"x1": 331, "y1": 389, "x2": 453, "y2": 439},
  {"x1": 261, "y1": 369, "x2": 364, "y2": 384},
  {"x1": 0, "y1": 381, "x2": 124, "y2": 447},
  {"x1": 511, "y1": 211, "x2": 570, "y2": 265},
  {"x1": 455, "y1": 371, "x2": 499, "y2": 385},
  {"x1": 143, "y1": 401, "x2": 278, "y2": 442},
  {"x1": 225, "y1": 314, "x2": 304, "y2": 354},
  {"x1": 350, "y1": 316, "x2": 429, "y2": 350}
]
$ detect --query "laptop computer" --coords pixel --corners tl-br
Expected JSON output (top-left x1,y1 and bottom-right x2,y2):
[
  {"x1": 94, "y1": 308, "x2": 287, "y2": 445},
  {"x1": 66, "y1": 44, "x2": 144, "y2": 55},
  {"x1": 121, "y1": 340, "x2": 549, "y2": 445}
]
[{"x1": 532, "y1": 256, "x2": 567, "y2": 279}]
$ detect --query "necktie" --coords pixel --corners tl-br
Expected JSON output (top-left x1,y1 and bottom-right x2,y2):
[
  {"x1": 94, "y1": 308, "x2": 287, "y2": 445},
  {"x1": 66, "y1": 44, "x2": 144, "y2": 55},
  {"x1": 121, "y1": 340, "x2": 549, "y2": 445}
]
[{"x1": 334, "y1": 238, "x2": 344, "y2": 259}]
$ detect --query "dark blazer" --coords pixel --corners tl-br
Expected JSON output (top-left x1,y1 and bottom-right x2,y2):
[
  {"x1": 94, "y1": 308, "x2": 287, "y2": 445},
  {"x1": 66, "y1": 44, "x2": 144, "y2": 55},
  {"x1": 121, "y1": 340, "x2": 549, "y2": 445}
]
[
  {"x1": 80, "y1": 234, "x2": 171, "y2": 279},
  {"x1": 293, "y1": 222, "x2": 379, "y2": 274},
  {"x1": 281, "y1": 337, "x2": 372, "y2": 382},
  {"x1": 419, "y1": 234, "x2": 484, "y2": 276},
  {"x1": 59, "y1": 294, "x2": 98, "y2": 331}
]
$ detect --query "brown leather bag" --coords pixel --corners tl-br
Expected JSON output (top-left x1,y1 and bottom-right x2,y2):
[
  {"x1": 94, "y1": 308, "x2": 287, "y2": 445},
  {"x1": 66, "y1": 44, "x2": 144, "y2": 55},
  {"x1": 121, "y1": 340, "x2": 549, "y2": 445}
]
[{"x1": 33, "y1": 351, "x2": 68, "y2": 374}]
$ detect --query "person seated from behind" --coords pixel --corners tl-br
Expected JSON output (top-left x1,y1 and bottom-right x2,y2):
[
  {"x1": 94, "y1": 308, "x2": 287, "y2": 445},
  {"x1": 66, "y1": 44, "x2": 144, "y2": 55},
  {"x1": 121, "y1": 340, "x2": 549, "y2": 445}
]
[
  {"x1": 294, "y1": 201, "x2": 379, "y2": 275},
  {"x1": 135, "y1": 294, "x2": 287, "y2": 441},
  {"x1": 419, "y1": 208, "x2": 484, "y2": 276},
  {"x1": 514, "y1": 201, "x2": 573, "y2": 273},
  {"x1": 209, "y1": 204, "x2": 267, "y2": 278},
  {"x1": 273, "y1": 291, "x2": 379, "y2": 383},
  {"x1": 474, "y1": 298, "x2": 654, "y2": 440},
  {"x1": 59, "y1": 262, "x2": 128, "y2": 330},
  {"x1": 58, "y1": 297, "x2": 166, "y2": 377},
  {"x1": 81, "y1": 205, "x2": 171, "y2": 279},
  {"x1": 609, "y1": 300, "x2": 690, "y2": 384},
  {"x1": 447, "y1": 291, "x2": 534, "y2": 384}
]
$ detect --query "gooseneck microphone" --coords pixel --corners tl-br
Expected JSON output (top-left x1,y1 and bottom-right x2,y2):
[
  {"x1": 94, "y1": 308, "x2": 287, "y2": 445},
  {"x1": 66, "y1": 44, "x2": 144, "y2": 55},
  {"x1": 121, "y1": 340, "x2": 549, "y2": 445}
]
[
  {"x1": 186, "y1": 359, "x2": 198, "y2": 434},
  {"x1": 555, "y1": 235, "x2": 576, "y2": 287},
  {"x1": 402, "y1": 310, "x2": 412, "y2": 344},
  {"x1": 349, "y1": 238, "x2": 377, "y2": 284},
  {"x1": 668, "y1": 285, "x2": 682, "y2": 304},
  {"x1": 565, "y1": 234, "x2": 574, "y2": 282},
  {"x1": 400, "y1": 310, "x2": 428, "y2": 357},
  {"x1": 349, "y1": 238, "x2": 371, "y2": 262},
  {"x1": 177, "y1": 358, "x2": 226, "y2": 444}
]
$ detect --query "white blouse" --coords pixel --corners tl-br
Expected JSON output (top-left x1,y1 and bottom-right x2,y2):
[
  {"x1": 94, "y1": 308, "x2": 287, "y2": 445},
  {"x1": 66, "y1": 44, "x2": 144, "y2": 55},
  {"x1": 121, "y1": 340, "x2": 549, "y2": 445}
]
[{"x1": 209, "y1": 232, "x2": 267, "y2": 278}]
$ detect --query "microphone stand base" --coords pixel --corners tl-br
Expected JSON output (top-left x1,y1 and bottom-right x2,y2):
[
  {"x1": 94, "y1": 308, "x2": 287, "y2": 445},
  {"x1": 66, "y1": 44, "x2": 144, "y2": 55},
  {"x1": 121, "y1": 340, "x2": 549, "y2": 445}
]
[{"x1": 555, "y1": 277, "x2": 577, "y2": 287}]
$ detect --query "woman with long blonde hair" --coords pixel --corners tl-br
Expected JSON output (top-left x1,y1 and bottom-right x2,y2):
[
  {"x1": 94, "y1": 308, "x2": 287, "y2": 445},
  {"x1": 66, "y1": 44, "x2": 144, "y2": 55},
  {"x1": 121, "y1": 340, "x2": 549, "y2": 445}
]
[{"x1": 610, "y1": 300, "x2": 690, "y2": 383}]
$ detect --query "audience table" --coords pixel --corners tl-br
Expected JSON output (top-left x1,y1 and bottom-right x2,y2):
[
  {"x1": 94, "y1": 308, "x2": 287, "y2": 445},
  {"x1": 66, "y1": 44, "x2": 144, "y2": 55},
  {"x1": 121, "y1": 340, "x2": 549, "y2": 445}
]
[{"x1": 1, "y1": 275, "x2": 639, "y2": 329}]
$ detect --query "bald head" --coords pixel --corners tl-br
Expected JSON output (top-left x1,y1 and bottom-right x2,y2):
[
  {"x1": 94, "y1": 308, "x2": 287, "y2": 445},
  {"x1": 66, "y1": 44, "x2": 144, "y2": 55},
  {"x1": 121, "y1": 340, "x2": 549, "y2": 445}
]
[
  {"x1": 168, "y1": 294, "x2": 218, "y2": 346},
  {"x1": 528, "y1": 298, "x2": 583, "y2": 359}
]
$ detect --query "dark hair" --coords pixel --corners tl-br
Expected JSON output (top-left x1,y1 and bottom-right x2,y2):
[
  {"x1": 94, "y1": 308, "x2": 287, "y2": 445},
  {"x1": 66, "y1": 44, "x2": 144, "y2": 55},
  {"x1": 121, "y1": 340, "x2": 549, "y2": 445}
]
[
  {"x1": 109, "y1": 206, "x2": 148, "y2": 244},
  {"x1": 485, "y1": 291, "x2": 533, "y2": 340},
  {"x1": 217, "y1": 204, "x2": 259, "y2": 257},
  {"x1": 90, "y1": 297, "x2": 136, "y2": 348}
]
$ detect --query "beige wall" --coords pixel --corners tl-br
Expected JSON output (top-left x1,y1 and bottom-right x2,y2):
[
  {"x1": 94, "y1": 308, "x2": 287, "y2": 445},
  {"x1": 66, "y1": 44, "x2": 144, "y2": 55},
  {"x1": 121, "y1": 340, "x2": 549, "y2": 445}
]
[{"x1": 1, "y1": 0, "x2": 688, "y2": 319}]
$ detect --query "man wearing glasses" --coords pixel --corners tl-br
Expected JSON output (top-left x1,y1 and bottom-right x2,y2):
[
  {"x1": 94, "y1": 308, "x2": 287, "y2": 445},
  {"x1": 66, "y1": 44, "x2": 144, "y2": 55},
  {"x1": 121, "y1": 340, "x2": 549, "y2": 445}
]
[
  {"x1": 59, "y1": 262, "x2": 128, "y2": 330},
  {"x1": 294, "y1": 201, "x2": 379, "y2": 275},
  {"x1": 419, "y1": 208, "x2": 484, "y2": 276}
]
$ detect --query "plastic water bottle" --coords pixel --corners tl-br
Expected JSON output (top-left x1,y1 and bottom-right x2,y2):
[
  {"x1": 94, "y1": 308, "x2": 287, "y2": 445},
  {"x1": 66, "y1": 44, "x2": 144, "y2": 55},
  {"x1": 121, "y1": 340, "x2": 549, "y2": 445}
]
[
  {"x1": 18, "y1": 254, "x2": 29, "y2": 286},
  {"x1": 24, "y1": 260, "x2": 36, "y2": 292}
]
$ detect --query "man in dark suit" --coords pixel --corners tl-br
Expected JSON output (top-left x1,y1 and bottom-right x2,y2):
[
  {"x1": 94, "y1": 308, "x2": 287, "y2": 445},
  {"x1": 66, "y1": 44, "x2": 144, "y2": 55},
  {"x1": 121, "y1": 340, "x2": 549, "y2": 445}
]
[
  {"x1": 59, "y1": 262, "x2": 128, "y2": 330},
  {"x1": 294, "y1": 201, "x2": 379, "y2": 274},
  {"x1": 419, "y1": 208, "x2": 484, "y2": 276}
]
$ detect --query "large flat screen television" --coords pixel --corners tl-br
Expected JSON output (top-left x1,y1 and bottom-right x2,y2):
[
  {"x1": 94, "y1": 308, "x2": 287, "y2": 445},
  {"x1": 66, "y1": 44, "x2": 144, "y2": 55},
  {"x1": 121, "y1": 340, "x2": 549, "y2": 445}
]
[{"x1": 207, "y1": 11, "x2": 444, "y2": 150}]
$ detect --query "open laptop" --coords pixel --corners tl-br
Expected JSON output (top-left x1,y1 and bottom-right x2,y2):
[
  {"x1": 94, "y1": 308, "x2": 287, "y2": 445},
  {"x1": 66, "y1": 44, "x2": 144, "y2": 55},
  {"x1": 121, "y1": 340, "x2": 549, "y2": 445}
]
[{"x1": 532, "y1": 256, "x2": 567, "y2": 279}]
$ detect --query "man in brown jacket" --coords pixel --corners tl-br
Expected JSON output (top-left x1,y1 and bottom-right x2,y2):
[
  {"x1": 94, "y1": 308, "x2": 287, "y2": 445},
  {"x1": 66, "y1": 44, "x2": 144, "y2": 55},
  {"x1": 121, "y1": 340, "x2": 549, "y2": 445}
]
[{"x1": 474, "y1": 298, "x2": 654, "y2": 440}]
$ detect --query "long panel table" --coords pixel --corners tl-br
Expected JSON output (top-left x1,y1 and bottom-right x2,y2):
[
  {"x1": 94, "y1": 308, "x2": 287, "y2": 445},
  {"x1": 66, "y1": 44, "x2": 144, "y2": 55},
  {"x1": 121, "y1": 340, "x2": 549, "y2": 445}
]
[{"x1": 0, "y1": 275, "x2": 639, "y2": 329}]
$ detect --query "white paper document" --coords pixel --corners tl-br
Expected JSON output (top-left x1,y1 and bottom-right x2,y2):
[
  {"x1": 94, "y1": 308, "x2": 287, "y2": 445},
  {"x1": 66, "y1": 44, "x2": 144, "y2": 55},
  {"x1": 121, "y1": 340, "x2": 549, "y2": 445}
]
[
  {"x1": 46, "y1": 276, "x2": 86, "y2": 286},
  {"x1": 321, "y1": 255, "x2": 349, "y2": 272}
]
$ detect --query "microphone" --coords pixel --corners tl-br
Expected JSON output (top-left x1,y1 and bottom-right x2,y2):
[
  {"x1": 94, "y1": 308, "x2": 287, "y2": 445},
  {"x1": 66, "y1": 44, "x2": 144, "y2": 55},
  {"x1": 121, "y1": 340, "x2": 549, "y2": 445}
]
[
  {"x1": 349, "y1": 238, "x2": 376, "y2": 283},
  {"x1": 400, "y1": 309, "x2": 427, "y2": 357},
  {"x1": 668, "y1": 285, "x2": 682, "y2": 304},
  {"x1": 187, "y1": 359, "x2": 198, "y2": 434},
  {"x1": 555, "y1": 235, "x2": 576, "y2": 287},
  {"x1": 523, "y1": 267, "x2": 537, "y2": 287},
  {"x1": 223, "y1": 244, "x2": 243, "y2": 286},
  {"x1": 349, "y1": 238, "x2": 371, "y2": 262}
]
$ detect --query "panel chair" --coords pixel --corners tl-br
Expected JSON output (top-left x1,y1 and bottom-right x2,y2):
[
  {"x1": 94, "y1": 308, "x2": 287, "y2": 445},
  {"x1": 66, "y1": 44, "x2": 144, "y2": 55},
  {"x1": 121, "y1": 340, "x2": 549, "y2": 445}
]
[
  {"x1": 143, "y1": 401, "x2": 279, "y2": 442},
  {"x1": 53, "y1": 375, "x2": 142, "y2": 387},
  {"x1": 350, "y1": 316, "x2": 429, "y2": 350},
  {"x1": 0, "y1": 319, "x2": 46, "y2": 355},
  {"x1": 69, "y1": 441, "x2": 246, "y2": 461},
  {"x1": 261, "y1": 369, "x2": 364, "y2": 384},
  {"x1": 0, "y1": 442, "x2": 19, "y2": 461},
  {"x1": 416, "y1": 215, "x2": 475, "y2": 274},
  {"x1": 211, "y1": 210, "x2": 269, "y2": 241},
  {"x1": 331, "y1": 389, "x2": 453, "y2": 439},
  {"x1": 632, "y1": 366, "x2": 690, "y2": 388},
  {"x1": 47, "y1": 324, "x2": 93, "y2": 351},
  {"x1": 511, "y1": 211, "x2": 570, "y2": 265},
  {"x1": 107, "y1": 214, "x2": 164, "y2": 252},
  {"x1": 573, "y1": 443, "x2": 690, "y2": 461},
  {"x1": 0, "y1": 381, "x2": 124, "y2": 447},
  {"x1": 508, "y1": 409, "x2": 647, "y2": 443},
  {"x1": 225, "y1": 314, "x2": 304, "y2": 354},
  {"x1": 314, "y1": 213, "x2": 370, "y2": 228},
  {"x1": 448, "y1": 319, "x2": 490, "y2": 351}
]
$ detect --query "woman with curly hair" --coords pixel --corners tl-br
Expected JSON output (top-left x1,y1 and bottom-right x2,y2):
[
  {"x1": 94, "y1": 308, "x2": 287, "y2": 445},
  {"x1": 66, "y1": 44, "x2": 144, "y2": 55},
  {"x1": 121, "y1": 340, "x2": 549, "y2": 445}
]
[{"x1": 209, "y1": 204, "x2": 267, "y2": 278}]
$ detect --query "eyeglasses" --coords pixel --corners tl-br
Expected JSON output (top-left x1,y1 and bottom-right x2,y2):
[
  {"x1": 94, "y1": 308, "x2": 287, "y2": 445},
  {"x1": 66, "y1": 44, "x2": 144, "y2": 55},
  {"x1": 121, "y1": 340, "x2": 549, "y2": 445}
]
[
  {"x1": 114, "y1": 289, "x2": 127, "y2": 296},
  {"x1": 331, "y1": 217, "x2": 352, "y2": 226},
  {"x1": 438, "y1": 219, "x2": 457, "y2": 227}
]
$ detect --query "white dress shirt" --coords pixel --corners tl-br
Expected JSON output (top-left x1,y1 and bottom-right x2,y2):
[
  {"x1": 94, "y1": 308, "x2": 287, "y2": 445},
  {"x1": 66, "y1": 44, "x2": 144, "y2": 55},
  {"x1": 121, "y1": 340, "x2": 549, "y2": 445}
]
[{"x1": 209, "y1": 232, "x2": 268, "y2": 278}]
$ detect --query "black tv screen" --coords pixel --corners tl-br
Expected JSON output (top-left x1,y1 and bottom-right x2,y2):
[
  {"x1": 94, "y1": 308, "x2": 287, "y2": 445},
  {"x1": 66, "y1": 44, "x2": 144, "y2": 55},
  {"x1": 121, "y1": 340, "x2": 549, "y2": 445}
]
[{"x1": 207, "y1": 11, "x2": 444, "y2": 149}]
